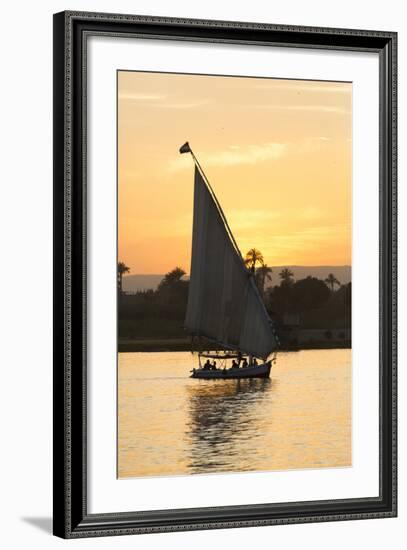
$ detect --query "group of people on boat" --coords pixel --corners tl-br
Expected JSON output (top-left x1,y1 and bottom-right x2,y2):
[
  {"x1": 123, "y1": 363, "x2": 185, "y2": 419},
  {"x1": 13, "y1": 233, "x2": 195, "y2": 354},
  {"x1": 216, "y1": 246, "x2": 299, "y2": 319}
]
[
  {"x1": 201, "y1": 354, "x2": 260, "y2": 372},
  {"x1": 202, "y1": 360, "x2": 218, "y2": 371},
  {"x1": 231, "y1": 356, "x2": 258, "y2": 369}
]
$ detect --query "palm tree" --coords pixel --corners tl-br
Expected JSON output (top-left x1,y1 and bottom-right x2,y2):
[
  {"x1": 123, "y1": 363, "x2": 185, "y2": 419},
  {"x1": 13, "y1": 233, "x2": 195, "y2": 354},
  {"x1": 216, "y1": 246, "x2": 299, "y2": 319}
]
[
  {"x1": 324, "y1": 273, "x2": 340, "y2": 292},
  {"x1": 244, "y1": 248, "x2": 264, "y2": 273},
  {"x1": 117, "y1": 262, "x2": 130, "y2": 293},
  {"x1": 156, "y1": 267, "x2": 187, "y2": 305},
  {"x1": 157, "y1": 267, "x2": 186, "y2": 292},
  {"x1": 279, "y1": 268, "x2": 294, "y2": 286},
  {"x1": 256, "y1": 264, "x2": 273, "y2": 297}
]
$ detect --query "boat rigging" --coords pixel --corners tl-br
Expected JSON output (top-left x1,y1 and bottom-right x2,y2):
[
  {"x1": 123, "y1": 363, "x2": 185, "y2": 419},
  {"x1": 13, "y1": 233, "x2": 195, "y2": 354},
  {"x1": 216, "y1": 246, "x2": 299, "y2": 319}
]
[{"x1": 180, "y1": 141, "x2": 279, "y2": 380}]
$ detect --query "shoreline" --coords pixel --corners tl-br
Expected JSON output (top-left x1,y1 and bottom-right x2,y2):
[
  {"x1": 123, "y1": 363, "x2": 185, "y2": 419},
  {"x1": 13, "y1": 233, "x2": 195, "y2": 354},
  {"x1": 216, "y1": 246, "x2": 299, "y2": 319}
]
[{"x1": 118, "y1": 338, "x2": 351, "y2": 353}]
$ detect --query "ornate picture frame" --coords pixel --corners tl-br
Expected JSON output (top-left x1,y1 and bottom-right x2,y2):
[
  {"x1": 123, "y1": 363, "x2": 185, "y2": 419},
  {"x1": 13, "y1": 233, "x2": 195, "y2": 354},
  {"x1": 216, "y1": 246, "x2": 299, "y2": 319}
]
[{"x1": 53, "y1": 11, "x2": 397, "y2": 538}]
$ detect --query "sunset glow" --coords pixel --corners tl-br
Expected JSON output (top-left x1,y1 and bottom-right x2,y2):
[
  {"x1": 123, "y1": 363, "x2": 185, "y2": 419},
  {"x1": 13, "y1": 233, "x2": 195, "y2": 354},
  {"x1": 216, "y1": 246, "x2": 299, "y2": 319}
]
[{"x1": 118, "y1": 71, "x2": 352, "y2": 274}]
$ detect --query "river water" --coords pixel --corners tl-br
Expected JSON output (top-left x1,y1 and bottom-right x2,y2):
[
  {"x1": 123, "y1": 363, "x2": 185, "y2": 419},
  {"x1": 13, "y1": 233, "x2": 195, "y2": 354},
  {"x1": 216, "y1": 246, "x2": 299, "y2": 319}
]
[{"x1": 118, "y1": 349, "x2": 351, "y2": 478}]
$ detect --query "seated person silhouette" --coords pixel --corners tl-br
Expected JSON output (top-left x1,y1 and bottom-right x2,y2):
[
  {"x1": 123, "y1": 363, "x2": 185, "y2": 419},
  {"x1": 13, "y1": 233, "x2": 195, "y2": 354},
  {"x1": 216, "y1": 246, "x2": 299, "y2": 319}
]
[
  {"x1": 203, "y1": 359, "x2": 211, "y2": 370},
  {"x1": 241, "y1": 358, "x2": 248, "y2": 368},
  {"x1": 211, "y1": 360, "x2": 217, "y2": 370},
  {"x1": 231, "y1": 359, "x2": 239, "y2": 369}
]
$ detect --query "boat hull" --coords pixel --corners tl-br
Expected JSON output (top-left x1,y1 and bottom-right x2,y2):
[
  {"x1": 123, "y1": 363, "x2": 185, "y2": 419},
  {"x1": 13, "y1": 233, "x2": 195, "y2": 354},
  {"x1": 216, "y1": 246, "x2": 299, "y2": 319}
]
[{"x1": 191, "y1": 361, "x2": 272, "y2": 380}]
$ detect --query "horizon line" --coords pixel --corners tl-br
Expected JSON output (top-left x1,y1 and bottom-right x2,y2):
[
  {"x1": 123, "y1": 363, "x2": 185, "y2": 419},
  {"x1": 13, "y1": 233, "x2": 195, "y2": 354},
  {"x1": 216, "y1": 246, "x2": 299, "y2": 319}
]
[{"x1": 123, "y1": 265, "x2": 352, "y2": 277}]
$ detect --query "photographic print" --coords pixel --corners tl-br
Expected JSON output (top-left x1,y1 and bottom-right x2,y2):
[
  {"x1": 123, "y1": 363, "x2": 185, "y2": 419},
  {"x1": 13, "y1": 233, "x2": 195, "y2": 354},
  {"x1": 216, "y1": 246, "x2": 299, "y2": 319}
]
[
  {"x1": 53, "y1": 13, "x2": 397, "y2": 537},
  {"x1": 117, "y1": 70, "x2": 352, "y2": 479}
]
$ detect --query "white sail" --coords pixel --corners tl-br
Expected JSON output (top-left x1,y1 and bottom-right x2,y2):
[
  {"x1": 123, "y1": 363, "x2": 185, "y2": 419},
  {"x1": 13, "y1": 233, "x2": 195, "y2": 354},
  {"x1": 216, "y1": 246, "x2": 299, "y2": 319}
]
[{"x1": 185, "y1": 166, "x2": 278, "y2": 360}]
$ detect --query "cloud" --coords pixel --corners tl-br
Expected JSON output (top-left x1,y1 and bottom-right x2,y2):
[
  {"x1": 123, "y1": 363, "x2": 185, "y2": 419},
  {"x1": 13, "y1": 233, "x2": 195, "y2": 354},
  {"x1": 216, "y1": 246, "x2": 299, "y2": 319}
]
[
  {"x1": 170, "y1": 142, "x2": 288, "y2": 171},
  {"x1": 118, "y1": 92, "x2": 210, "y2": 110},
  {"x1": 254, "y1": 104, "x2": 350, "y2": 115},
  {"x1": 228, "y1": 209, "x2": 281, "y2": 230},
  {"x1": 118, "y1": 92, "x2": 167, "y2": 101},
  {"x1": 298, "y1": 136, "x2": 333, "y2": 153},
  {"x1": 294, "y1": 206, "x2": 325, "y2": 221},
  {"x1": 161, "y1": 100, "x2": 211, "y2": 110},
  {"x1": 250, "y1": 81, "x2": 351, "y2": 94},
  {"x1": 248, "y1": 224, "x2": 350, "y2": 261},
  {"x1": 274, "y1": 223, "x2": 351, "y2": 243}
]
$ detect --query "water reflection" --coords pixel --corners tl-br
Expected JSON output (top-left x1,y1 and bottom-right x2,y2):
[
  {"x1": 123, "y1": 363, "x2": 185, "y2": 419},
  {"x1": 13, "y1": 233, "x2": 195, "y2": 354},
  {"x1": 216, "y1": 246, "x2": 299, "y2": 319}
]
[
  {"x1": 118, "y1": 350, "x2": 351, "y2": 478},
  {"x1": 186, "y1": 378, "x2": 272, "y2": 473}
]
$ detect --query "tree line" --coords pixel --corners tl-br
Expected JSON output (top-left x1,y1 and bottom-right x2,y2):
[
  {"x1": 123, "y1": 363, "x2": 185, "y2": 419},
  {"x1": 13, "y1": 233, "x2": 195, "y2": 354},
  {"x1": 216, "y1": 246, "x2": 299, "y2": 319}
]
[
  {"x1": 241, "y1": 248, "x2": 348, "y2": 320},
  {"x1": 118, "y1": 248, "x2": 350, "y2": 341}
]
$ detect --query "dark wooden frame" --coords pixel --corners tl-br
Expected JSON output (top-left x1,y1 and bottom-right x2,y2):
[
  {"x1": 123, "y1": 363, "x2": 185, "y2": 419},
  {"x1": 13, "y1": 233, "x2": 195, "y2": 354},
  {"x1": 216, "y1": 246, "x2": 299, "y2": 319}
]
[{"x1": 53, "y1": 10, "x2": 397, "y2": 538}]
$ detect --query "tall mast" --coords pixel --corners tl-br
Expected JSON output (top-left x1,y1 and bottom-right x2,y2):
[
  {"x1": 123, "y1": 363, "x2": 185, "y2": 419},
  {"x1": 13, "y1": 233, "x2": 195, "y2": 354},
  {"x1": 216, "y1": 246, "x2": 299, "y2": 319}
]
[
  {"x1": 181, "y1": 141, "x2": 278, "y2": 360},
  {"x1": 179, "y1": 142, "x2": 244, "y2": 262}
]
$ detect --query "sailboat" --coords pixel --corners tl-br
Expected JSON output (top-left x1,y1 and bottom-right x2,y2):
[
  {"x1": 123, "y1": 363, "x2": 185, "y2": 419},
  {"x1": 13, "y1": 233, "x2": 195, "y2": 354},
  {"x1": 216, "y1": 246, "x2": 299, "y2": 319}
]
[{"x1": 180, "y1": 142, "x2": 279, "y2": 380}]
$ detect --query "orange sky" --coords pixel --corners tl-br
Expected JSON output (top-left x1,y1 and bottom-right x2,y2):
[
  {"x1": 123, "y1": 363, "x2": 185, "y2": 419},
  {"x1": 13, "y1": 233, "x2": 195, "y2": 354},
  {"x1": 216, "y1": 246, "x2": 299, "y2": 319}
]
[{"x1": 118, "y1": 71, "x2": 352, "y2": 275}]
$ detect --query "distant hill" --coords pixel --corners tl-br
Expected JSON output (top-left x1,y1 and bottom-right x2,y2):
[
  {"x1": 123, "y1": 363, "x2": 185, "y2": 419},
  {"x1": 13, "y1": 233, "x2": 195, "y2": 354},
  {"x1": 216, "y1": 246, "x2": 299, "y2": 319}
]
[
  {"x1": 122, "y1": 266, "x2": 351, "y2": 294},
  {"x1": 122, "y1": 274, "x2": 164, "y2": 293}
]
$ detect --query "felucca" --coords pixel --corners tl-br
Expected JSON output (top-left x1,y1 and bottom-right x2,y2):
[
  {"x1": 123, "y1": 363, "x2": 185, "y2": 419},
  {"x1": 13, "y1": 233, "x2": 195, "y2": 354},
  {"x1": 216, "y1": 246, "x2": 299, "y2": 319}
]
[{"x1": 180, "y1": 142, "x2": 279, "y2": 379}]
